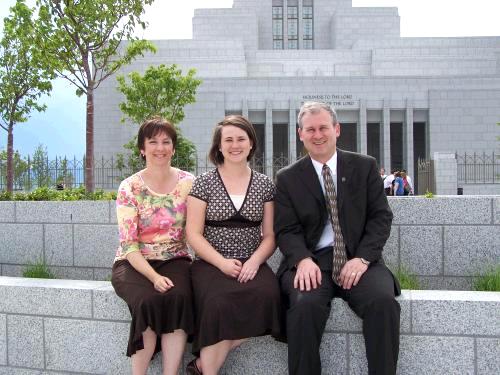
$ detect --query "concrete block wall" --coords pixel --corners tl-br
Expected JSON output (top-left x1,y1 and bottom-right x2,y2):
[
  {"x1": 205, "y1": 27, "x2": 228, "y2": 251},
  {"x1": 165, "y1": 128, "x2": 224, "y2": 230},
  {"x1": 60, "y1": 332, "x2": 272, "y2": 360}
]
[
  {"x1": 353, "y1": 36, "x2": 500, "y2": 49},
  {"x1": 0, "y1": 197, "x2": 499, "y2": 291},
  {"x1": 371, "y1": 47, "x2": 499, "y2": 77},
  {"x1": 313, "y1": 0, "x2": 352, "y2": 49},
  {"x1": 0, "y1": 277, "x2": 498, "y2": 374},
  {"x1": 331, "y1": 7, "x2": 400, "y2": 49},
  {"x1": 385, "y1": 196, "x2": 500, "y2": 290},
  {"x1": 232, "y1": 0, "x2": 273, "y2": 50},
  {"x1": 246, "y1": 50, "x2": 372, "y2": 77},
  {"x1": 193, "y1": 9, "x2": 259, "y2": 51},
  {"x1": 0, "y1": 201, "x2": 117, "y2": 281},
  {"x1": 428, "y1": 89, "x2": 500, "y2": 155}
]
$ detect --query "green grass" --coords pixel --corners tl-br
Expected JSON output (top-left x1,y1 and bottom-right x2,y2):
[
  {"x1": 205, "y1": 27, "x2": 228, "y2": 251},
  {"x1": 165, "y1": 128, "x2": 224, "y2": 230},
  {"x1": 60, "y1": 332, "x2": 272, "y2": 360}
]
[
  {"x1": 473, "y1": 266, "x2": 500, "y2": 292},
  {"x1": 392, "y1": 266, "x2": 420, "y2": 290},
  {"x1": 23, "y1": 260, "x2": 56, "y2": 279},
  {"x1": 424, "y1": 190, "x2": 434, "y2": 198}
]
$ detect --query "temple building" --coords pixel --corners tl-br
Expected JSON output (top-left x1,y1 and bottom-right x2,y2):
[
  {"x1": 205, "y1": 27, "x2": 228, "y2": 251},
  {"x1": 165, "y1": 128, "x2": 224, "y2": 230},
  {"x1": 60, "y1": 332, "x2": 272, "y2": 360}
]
[{"x1": 94, "y1": 0, "x2": 500, "y2": 182}]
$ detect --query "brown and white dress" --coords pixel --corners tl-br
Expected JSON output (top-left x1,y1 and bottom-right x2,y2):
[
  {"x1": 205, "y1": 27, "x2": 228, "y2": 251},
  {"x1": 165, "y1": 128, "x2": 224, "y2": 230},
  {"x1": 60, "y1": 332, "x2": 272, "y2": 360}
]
[{"x1": 188, "y1": 168, "x2": 281, "y2": 355}]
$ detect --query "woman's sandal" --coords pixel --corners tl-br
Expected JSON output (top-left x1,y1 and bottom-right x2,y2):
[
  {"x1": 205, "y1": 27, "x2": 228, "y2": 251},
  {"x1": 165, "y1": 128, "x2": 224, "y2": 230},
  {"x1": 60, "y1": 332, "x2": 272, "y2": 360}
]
[{"x1": 186, "y1": 358, "x2": 202, "y2": 375}]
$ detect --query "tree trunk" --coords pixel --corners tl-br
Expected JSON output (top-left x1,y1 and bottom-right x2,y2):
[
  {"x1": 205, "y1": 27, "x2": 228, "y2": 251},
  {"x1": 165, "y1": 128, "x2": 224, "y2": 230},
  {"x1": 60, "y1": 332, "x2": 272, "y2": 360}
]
[
  {"x1": 85, "y1": 89, "x2": 94, "y2": 192},
  {"x1": 6, "y1": 123, "x2": 14, "y2": 192}
]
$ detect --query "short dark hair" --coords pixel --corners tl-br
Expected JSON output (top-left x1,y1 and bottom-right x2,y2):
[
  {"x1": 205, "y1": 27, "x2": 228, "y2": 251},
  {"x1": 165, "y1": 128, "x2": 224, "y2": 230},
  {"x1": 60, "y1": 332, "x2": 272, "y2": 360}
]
[
  {"x1": 208, "y1": 115, "x2": 258, "y2": 165},
  {"x1": 297, "y1": 101, "x2": 338, "y2": 129},
  {"x1": 137, "y1": 117, "x2": 177, "y2": 158}
]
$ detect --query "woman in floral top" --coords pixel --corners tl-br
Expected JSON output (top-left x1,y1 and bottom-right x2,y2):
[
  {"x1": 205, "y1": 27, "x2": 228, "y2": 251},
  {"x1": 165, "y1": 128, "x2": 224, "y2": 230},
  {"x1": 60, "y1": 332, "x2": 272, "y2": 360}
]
[{"x1": 111, "y1": 117, "x2": 194, "y2": 375}]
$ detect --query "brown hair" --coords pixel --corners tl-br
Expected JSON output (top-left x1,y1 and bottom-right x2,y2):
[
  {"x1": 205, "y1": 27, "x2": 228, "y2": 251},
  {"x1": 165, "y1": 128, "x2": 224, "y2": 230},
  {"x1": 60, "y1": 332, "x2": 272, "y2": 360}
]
[
  {"x1": 137, "y1": 117, "x2": 177, "y2": 159},
  {"x1": 208, "y1": 115, "x2": 258, "y2": 165}
]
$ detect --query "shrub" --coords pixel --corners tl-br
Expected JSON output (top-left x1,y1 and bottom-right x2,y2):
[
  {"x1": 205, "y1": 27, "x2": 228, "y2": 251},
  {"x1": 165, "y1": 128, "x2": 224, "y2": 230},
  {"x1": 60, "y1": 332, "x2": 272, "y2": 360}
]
[
  {"x1": 473, "y1": 266, "x2": 500, "y2": 292},
  {"x1": 0, "y1": 186, "x2": 116, "y2": 201},
  {"x1": 23, "y1": 260, "x2": 56, "y2": 279},
  {"x1": 392, "y1": 266, "x2": 420, "y2": 290}
]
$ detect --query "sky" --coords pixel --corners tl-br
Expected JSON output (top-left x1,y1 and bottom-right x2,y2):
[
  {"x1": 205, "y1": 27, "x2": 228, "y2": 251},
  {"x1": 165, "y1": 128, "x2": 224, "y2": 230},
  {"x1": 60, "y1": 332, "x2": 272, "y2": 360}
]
[{"x1": 0, "y1": 0, "x2": 499, "y2": 157}]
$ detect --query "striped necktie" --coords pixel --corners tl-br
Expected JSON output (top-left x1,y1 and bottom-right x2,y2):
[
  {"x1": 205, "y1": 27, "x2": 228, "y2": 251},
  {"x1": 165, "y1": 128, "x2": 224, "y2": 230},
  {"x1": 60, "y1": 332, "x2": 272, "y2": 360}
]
[{"x1": 322, "y1": 164, "x2": 347, "y2": 284}]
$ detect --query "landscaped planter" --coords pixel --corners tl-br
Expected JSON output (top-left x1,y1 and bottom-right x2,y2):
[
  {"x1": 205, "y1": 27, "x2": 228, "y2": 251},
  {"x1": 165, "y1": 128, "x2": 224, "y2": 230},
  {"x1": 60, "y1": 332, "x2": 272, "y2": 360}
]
[{"x1": 0, "y1": 196, "x2": 499, "y2": 289}]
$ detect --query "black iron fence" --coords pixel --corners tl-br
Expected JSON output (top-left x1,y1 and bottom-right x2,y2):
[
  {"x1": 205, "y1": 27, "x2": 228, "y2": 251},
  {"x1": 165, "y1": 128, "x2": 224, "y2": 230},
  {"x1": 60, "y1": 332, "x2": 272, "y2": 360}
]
[
  {"x1": 0, "y1": 154, "x2": 294, "y2": 191},
  {"x1": 456, "y1": 152, "x2": 500, "y2": 184},
  {"x1": 4, "y1": 152, "x2": 496, "y2": 192}
]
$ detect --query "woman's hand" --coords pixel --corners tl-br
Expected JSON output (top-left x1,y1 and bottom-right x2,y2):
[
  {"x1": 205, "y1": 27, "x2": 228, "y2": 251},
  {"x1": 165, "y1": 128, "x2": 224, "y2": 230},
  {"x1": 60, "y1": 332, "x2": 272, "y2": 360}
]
[
  {"x1": 218, "y1": 258, "x2": 242, "y2": 278},
  {"x1": 238, "y1": 257, "x2": 260, "y2": 283},
  {"x1": 152, "y1": 274, "x2": 174, "y2": 293}
]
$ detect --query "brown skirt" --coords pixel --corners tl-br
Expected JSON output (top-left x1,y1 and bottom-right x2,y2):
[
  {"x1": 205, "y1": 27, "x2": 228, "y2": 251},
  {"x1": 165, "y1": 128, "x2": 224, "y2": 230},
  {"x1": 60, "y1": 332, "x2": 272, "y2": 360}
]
[
  {"x1": 111, "y1": 258, "x2": 194, "y2": 357},
  {"x1": 190, "y1": 259, "x2": 281, "y2": 355}
]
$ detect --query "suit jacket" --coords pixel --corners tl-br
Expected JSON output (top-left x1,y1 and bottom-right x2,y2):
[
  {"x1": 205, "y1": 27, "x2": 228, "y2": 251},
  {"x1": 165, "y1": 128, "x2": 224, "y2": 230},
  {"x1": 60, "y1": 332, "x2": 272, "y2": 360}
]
[{"x1": 274, "y1": 149, "x2": 394, "y2": 279}]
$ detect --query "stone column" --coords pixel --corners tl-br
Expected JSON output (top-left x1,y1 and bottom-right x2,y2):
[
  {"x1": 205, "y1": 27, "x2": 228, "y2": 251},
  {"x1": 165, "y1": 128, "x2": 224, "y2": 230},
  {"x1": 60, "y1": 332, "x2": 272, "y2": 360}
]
[
  {"x1": 382, "y1": 100, "x2": 391, "y2": 171},
  {"x1": 298, "y1": 0, "x2": 303, "y2": 49},
  {"x1": 242, "y1": 99, "x2": 248, "y2": 119},
  {"x1": 404, "y1": 98, "x2": 414, "y2": 179},
  {"x1": 265, "y1": 100, "x2": 273, "y2": 177},
  {"x1": 358, "y1": 99, "x2": 367, "y2": 154},
  {"x1": 289, "y1": 100, "x2": 297, "y2": 162},
  {"x1": 283, "y1": 0, "x2": 288, "y2": 49},
  {"x1": 433, "y1": 152, "x2": 458, "y2": 195}
]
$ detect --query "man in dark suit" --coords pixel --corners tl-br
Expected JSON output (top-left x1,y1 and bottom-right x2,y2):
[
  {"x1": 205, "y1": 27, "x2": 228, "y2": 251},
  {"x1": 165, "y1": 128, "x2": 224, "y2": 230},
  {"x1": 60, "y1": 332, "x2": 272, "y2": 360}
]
[{"x1": 274, "y1": 102, "x2": 400, "y2": 375}]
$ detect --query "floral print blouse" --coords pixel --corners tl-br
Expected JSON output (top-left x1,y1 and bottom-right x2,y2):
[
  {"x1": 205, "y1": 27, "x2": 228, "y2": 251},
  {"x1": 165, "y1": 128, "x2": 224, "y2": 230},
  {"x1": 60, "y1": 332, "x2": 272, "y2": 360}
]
[{"x1": 114, "y1": 169, "x2": 194, "y2": 262}]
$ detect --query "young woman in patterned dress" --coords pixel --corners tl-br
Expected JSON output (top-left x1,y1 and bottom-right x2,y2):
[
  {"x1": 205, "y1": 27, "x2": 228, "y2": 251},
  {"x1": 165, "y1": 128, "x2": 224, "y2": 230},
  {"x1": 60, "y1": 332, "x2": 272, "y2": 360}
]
[
  {"x1": 111, "y1": 117, "x2": 195, "y2": 375},
  {"x1": 186, "y1": 115, "x2": 281, "y2": 375}
]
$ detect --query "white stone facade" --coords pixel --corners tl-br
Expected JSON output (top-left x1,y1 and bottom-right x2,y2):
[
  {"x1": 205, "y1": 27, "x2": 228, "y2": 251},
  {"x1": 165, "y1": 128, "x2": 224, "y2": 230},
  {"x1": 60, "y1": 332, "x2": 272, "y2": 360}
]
[{"x1": 94, "y1": 0, "x2": 500, "y2": 184}]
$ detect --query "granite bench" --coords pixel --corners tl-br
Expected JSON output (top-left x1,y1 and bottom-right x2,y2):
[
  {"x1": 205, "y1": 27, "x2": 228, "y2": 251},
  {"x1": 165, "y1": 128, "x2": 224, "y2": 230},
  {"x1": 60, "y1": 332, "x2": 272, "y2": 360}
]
[{"x1": 0, "y1": 277, "x2": 498, "y2": 374}]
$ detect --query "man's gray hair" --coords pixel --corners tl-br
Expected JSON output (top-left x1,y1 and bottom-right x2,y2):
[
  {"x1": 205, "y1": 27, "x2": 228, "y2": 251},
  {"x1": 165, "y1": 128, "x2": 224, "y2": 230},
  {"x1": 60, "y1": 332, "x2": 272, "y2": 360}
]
[{"x1": 297, "y1": 101, "x2": 338, "y2": 129}]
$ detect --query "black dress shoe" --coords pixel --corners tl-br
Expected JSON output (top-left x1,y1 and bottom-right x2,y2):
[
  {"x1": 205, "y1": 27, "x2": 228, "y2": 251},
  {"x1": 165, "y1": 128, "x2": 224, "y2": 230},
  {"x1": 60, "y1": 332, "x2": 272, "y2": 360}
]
[{"x1": 186, "y1": 358, "x2": 202, "y2": 375}]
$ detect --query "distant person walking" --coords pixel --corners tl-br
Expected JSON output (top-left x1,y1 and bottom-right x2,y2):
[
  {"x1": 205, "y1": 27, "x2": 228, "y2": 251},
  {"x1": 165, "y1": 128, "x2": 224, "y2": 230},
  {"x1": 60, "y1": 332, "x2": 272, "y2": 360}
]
[
  {"x1": 393, "y1": 171, "x2": 405, "y2": 196},
  {"x1": 401, "y1": 170, "x2": 414, "y2": 195},
  {"x1": 384, "y1": 169, "x2": 395, "y2": 196},
  {"x1": 380, "y1": 167, "x2": 387, "y2": 180}
]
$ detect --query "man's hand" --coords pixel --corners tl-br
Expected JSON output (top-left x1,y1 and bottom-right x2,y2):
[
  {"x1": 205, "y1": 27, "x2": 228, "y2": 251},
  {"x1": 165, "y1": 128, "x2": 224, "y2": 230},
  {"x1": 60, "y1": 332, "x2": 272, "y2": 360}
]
[
  {"x1": 338, "y1": 258, "x2": 368, "y2": 290},
  {"x1": 294, "y1": 257, "x2": 322, "y2": 291}
]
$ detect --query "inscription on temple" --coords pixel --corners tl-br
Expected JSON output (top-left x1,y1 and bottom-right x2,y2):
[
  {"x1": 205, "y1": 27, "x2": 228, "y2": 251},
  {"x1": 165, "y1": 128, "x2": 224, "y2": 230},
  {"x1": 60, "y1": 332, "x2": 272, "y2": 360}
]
[{"x1": 302, "y1": 94, "x2": 357, "y2": 107}]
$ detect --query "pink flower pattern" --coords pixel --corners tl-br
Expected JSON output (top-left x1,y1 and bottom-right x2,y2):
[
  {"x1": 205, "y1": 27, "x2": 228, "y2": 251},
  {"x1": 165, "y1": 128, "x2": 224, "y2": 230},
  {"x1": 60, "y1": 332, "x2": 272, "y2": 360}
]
[{"x1": 114, "y1": 169, "x2": 195, "y2": 262}]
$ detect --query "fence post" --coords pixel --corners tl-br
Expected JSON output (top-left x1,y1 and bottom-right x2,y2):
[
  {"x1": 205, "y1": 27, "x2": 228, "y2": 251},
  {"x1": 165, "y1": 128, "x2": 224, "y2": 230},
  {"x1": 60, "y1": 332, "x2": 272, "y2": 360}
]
[
  {"x1": 433, "y1": 152, "x2": 458, "y2": 195},
  {"x1": 27, "y1": 156, "x2": 32, "y2": 191}
]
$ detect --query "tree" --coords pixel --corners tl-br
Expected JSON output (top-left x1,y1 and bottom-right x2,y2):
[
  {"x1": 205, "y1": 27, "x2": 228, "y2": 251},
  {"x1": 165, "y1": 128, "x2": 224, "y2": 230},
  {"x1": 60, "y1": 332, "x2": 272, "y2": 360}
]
[
  {"x1": 35, "y1": 0, "x2": 156, "y2": 191},
  {"x1": 117, "y1": 64, "x2": 202, "y2": 172},
  {"x1": 0, "y1": 0, "x2": 54, "y2": 192},
  {"x1": 31, "y1": 143, "x2": 51, "y2": 188},
  {"x1": 0, "y1": 149, "x2": 29, "y2": 190}
]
